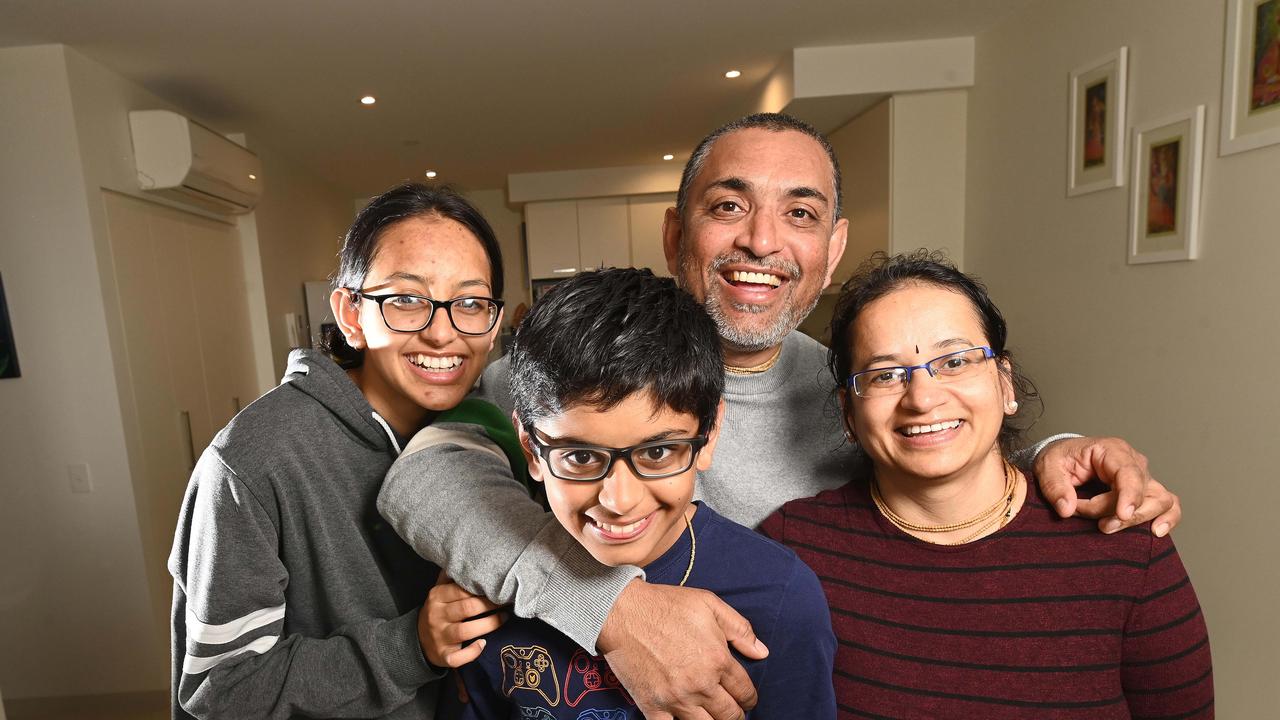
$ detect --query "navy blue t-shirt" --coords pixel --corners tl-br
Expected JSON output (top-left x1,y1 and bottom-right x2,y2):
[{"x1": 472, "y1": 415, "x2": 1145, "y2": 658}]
[{"x1": 453, "y1": 502, "x2": 836, "y2": 719}]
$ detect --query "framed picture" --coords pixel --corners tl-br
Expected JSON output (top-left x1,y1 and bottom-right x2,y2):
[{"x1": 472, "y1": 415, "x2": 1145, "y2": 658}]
[
  {"x1": 0, "y1": 274, "x2": 20, "y2": 379},
  {"x1": 1068, "y1": 47, "x2": 1128, "y2": 196},
  {"x1": 1221, "y1": 0, "x2": 1280, "y2": 155},
  {"x1": 1128, "y1": 106, "x2": 1205, "y2": 265}
]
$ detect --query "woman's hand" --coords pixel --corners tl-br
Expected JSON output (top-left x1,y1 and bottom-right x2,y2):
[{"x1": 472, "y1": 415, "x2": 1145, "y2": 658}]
[
  {"x1": 1035, "y1": 436, "x2": 1182, "y2": 537},
  {"x1": 418, "y1": 572, "x2": 508, "y2": 668}
]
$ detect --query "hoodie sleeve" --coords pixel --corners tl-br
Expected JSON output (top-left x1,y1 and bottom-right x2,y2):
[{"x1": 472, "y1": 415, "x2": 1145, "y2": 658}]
[
  {"x1": 379, "y1": 415, "x2": 641, "y2": 654},
  {"x1": 170, "y1": 448, "x2": 442, "y2": 719}
]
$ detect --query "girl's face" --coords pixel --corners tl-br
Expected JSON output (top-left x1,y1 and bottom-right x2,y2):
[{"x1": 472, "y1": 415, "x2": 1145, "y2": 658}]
[
  {"x1": 335, "y1": 214, "x2": 500, "y2": 434},
  {"x1": 844, "y1": 283, "x2": 1013, "y2": 486}
]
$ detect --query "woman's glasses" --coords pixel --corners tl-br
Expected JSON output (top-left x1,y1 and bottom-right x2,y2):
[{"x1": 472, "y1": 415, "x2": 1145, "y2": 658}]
[{"x1": 847, "y1": 346, "x2": 995, "y2": 398}]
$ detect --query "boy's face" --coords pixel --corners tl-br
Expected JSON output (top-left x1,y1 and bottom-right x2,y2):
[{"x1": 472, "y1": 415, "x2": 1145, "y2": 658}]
[{"x1": 518, "y1": 392, "x2": 722, "y2": 569}]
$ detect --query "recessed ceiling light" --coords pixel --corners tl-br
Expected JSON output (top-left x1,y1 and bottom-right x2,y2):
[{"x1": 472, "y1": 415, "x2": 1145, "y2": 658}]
[
  {"x1": 425, "y1": 170, "x2": 438, "y2": 179},
  {"x1": 724, "y1": 70, "x2": 741, "y2": 79},
  {"x1": 248, "y1": 173, "x2": 257, "y2": 180},
  {"x1": 663, "y1": 154, "x2": 675, "y2": 161},
  {"x1": 360, "y1": 95, "x2": 376, "y2": 105}
]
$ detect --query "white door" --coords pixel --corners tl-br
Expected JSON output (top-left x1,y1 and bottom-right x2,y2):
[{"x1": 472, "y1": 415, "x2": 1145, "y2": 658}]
[{"x1": 102, "y1": 191, "x2": 256, "y2": 633}]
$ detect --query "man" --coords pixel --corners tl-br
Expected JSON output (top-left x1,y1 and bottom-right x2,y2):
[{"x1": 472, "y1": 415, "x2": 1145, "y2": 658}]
[{"x1": 380, "y1": 113, "x2": 1180, "y2": 720}]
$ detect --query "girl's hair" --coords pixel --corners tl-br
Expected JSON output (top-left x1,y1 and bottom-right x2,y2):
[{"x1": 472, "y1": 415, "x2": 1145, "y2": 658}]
[{"x1": 323, "y1": 183, "x2": 504, "y2": 366}]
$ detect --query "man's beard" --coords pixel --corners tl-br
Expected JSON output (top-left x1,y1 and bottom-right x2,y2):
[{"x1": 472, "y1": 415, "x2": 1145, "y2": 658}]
[{"x1": 678, "y1": 248, "x2": 824, "y2": 354}]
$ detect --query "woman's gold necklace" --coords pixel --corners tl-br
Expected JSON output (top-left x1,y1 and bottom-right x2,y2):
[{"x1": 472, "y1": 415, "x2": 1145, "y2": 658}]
[
  {"x1": 677, "y1": 510, "x2": 697, "y2": 586},
  {"x1": 724, "y1": 346, "x2": 782, "y2": 375},
  {"x1": 871, "y1": 460, "x2": 1020, "y2": 545}
]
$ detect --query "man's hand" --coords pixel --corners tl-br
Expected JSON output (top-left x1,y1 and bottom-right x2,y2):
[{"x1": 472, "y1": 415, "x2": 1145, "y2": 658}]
[
  {"x1": 598, "y1": 580, "x2": 768, "y2": 720},
  {"x1": 418, "y1": 572, "x2": 507, "y2": 668},
  {"x1": 1035, "y1": 436, "x2": 1182, "y2": 537}
]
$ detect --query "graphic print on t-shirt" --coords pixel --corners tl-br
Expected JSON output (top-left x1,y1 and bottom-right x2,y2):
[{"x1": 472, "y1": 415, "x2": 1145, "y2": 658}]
[{"x1": 501, "y1": 644, "x2": 561, "y2": 706}]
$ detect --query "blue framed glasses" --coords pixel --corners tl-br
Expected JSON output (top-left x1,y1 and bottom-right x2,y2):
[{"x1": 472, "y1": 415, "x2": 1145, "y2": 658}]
[{"x1": 847, "y1": 346, "x2": 995, "y2": 398}]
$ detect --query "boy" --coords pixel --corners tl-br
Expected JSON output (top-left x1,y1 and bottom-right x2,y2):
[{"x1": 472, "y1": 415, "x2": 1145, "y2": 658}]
[{"x1": 434, "y1": 268, "x2": 835, "y2": 719}]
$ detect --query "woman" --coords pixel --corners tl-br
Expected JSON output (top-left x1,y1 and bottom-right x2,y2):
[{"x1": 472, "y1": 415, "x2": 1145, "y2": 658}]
[
  {"x1": 762, "y1": 251, "x2": 1212, "y2": 719},
  {"x1": 169, "y1": 183, "x2": 506, "y2": 719}
]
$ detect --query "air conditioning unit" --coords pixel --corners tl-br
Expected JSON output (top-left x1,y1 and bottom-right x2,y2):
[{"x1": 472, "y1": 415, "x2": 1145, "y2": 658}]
[{"x1": 128, "y1": 110, "x2": 263, "y2": 215}]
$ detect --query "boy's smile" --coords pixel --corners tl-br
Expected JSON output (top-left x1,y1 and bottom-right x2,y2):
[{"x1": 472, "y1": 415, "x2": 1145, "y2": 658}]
[{"x1": 520, "y1": 392, "x2": 722, "y2": 569}]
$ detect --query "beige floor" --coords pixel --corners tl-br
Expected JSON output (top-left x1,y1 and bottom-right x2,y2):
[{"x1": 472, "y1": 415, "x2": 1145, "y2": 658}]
[{"x1": 3, "y1": 691, "x2": 167, "y2": 720}]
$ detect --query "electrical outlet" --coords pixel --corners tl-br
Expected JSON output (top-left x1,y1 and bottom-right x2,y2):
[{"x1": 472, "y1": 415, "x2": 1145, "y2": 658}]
[{"x1": 68, "y1": 463, "x2": 93, "y2": 494}]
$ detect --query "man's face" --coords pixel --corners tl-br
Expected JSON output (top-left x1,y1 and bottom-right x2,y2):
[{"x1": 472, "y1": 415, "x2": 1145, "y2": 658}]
[{"x1": 663, "y1": 128, "x2": 848, "y2": 353}]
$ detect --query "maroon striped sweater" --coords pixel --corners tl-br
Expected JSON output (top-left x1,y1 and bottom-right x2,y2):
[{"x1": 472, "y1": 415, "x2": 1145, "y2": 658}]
[{"x1": 760, "y1": 479, "x2": 1212, "y2": 719}]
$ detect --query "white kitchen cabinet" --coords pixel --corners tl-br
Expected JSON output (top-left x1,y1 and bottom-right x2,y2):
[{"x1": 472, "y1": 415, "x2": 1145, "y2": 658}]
[
  {"x1": 525, "y1": 198, "x2": 635, "y2": 280},
  {"x1": 626, "y1": 193, "x2": 675, "y2": 277},
  {"x1": 524, "y1": 200, "x2": 580, "y2": 279},
  {"x1": 575, "y1": 197, "x2": 631, "y2": 270},
  {"x1": 524, "y1": 194, "x2": 679, "y2": 282}
]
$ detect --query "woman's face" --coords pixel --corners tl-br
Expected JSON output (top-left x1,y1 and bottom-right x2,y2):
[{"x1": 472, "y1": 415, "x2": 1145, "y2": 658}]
[
  {"x1": 845, "y1": 283, "x2": 1013, "y2": 485},
  {"x1": 338, "y1": 214, "x2": 500, "y2": 430}
]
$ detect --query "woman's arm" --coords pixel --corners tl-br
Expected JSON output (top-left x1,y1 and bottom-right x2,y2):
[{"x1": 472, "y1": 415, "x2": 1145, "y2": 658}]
[{"x1": 1120, "y1": 534, "x2": 1213, "y2": 718}]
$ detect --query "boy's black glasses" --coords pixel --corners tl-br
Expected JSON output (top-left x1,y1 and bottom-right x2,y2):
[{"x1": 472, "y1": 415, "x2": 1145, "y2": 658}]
[
  {"x1": 526, "y1": 426, "x2": 708, "y2": 482},
  {"x1": 353, "y1": 291, "x2": 503, "y2": 336}
]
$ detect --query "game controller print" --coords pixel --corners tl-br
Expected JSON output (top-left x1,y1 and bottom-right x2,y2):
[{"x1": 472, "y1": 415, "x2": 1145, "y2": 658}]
[
  {"x1": 501, "y1": 644, "x2": 562, "y2": 707},
  {"x1": 517, "y1": 708, "x2": 557, "y2": 720},
  {"x1": 563, "y1": 648, "x2": 634, "y2": 708},
  {"x1": 575, "y1": 708, "x2": 630, "y2": 720}
]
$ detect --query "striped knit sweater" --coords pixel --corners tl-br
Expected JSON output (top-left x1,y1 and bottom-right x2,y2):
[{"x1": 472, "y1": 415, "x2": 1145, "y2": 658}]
[{"x1": 760, "y1": 478, "x2": 1212, "y2": 719}]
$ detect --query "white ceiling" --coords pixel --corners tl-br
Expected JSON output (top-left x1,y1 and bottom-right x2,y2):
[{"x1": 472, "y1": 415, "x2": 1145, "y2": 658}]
[{"x1": 0, "y1": 0, "x2": 1039, "y2": 196}]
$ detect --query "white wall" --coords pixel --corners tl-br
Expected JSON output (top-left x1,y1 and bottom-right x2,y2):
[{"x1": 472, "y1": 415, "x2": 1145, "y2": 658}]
[
  {"x1": 890, "y1": 90, "x2": 967, "y2": 266},
  {"x1": 0, "y1": 44, "x2": 357, "y2": 701},
  {"x1": 250, "y1": 144, "x2": 354, "y2": 380},
  {"x1": 966, "y1": 1, "x2": 1277, "y2": 715},
  {"x1": 0, "y1": 44, "x2": 167, "y2": 698},
  {"x1": 828, "y1": 97, "x2": 891, "y2": 283},
  {"x1": 463, "y1": 189, "x2": 531, "y2": 315}
]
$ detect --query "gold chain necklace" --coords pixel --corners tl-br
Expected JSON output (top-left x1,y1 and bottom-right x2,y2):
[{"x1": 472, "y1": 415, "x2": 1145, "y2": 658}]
[
  {"x1": 724, "y1": 346, "x2": 783, "y2": 375},
  {"x1": 677, "y1": 510, "x2": 697, "y2": 586},
  {"x1": 871, "y1": 461, "x2": 1020, "y2": 545}
]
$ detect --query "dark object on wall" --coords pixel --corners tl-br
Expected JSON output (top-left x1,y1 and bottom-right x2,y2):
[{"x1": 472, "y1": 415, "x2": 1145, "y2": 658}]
[{"x1": 0, "y1": 273, "x2": 20, "y2": 379}]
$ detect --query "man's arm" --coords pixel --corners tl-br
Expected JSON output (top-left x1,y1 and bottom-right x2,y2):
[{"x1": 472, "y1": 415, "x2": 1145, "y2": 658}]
[
  {"x1": 171, "y1": 452, "x2": 440, "y2": 719},
  {"x1": 380, "y1": 365, "x2": 766, "y2": 720},
  {"x1": 379, "y1": 420, "x2": 638, "y2": 651},
  {"x1": 1019, "y1": 434, "x2": 1181, "y2": 536}
]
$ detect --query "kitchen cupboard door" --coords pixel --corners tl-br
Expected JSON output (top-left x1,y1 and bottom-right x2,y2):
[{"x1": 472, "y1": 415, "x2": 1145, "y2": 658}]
[
  {"x1": 627, "y1": 193, "x2": 675, "y2": 277},
  {"x1": 186, "y1": 215, "x2": 259, "y2": 431},
  {"x1": 102, "y1": 191, "x2": 209, "y2": 633},
  {"x1": 525, "y1": 200, "x2": 580, "y2": 280},
  {"x1": 575, "y1": 197, "x2": 630, "y2": 270}
]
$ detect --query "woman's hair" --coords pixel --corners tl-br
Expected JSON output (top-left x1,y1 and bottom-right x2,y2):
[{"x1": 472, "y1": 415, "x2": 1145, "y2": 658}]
[
  {"x1": 323, "y1": 182, "x2": 504, "y2": 366},
  {"x1": 828, "y1": 250, "x2": 1040, "y2": 455}
]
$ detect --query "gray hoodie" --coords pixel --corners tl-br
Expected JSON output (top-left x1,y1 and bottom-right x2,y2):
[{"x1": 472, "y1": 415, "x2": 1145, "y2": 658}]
[{"x1": 169, "y1": 350, "x2": 443, "y2": 719}]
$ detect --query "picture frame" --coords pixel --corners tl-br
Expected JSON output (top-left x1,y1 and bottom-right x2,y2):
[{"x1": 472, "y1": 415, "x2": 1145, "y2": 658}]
[
  {"x1": 1220, "y1": 0, "x2": 1280, "y2": 155},
  {"x1": 0, "y1": 273, "x2": 21, "y2": 379},
  {"x1": 1068, "y1": 47, "x2": 1128, "y2": 196},
  {"x1": 1128, "y1": 106, "x2": 1205, "y2": 265}
]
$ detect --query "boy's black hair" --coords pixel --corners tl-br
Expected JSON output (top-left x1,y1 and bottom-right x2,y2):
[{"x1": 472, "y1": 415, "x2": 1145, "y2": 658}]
[{"x1": 510, "y1": 268, "x2": 723, "y2": 434}]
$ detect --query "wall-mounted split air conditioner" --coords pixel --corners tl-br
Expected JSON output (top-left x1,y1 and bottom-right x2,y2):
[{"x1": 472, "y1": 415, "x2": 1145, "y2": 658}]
[{"x1": 128, "y1": 109, "x2": 262, "y2": 215}]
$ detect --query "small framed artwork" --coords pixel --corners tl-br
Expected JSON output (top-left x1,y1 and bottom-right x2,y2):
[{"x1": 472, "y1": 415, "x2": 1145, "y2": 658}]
[
  {"x1": 0, "y1": 274, "x2": 20, "y2": 379},
  {"x1": 1220, "y1": 0, "x2": 1280, "y2": 155},
  {"x1": 1128, "y1": 106, "x2": 1206, "y2": 265},
  {"x1": 1068, "y1": 47, "x2": 1128, "y2": 196}
]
